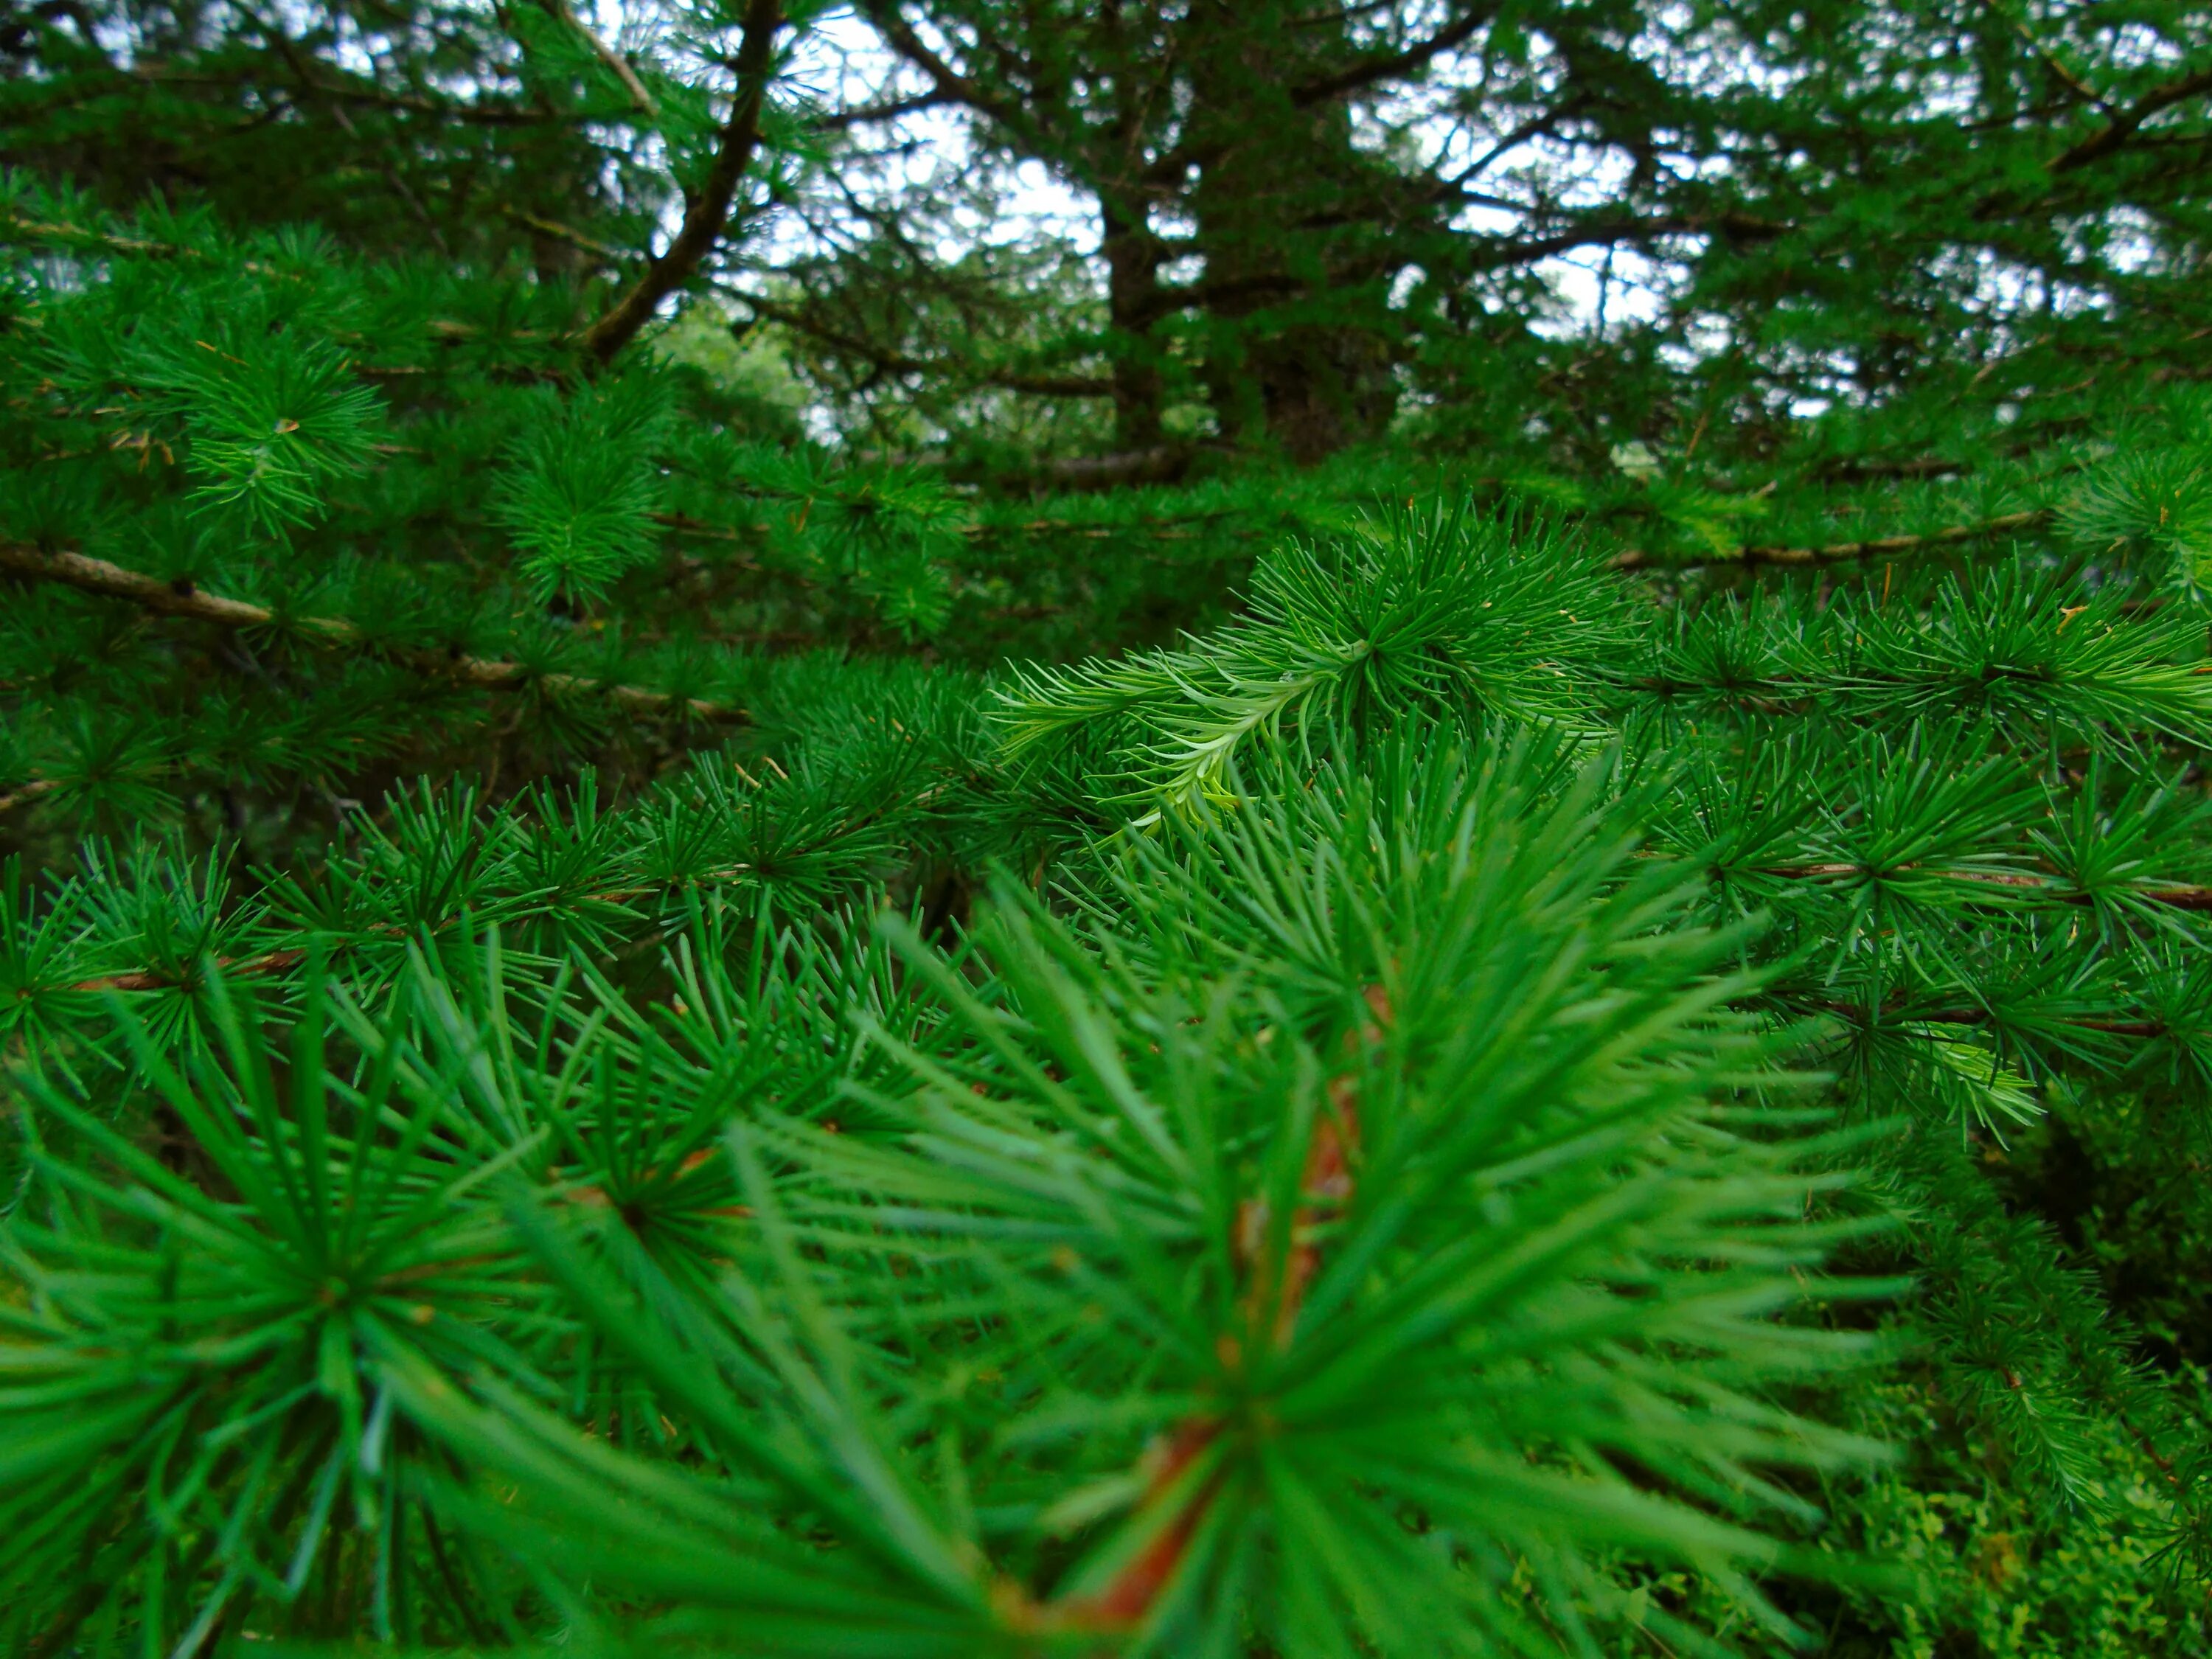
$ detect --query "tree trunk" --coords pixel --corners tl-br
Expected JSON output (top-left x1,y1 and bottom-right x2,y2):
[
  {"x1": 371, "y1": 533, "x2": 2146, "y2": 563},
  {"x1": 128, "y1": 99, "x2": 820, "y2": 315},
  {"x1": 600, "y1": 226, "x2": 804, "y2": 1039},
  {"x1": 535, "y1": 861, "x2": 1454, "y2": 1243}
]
[
  {"x1": 1099, "y1": 196, "x2": 1168, "y2": 451},
  {"x1": 1183, "y1": 1, "x2": 1397, "y2": 464}
]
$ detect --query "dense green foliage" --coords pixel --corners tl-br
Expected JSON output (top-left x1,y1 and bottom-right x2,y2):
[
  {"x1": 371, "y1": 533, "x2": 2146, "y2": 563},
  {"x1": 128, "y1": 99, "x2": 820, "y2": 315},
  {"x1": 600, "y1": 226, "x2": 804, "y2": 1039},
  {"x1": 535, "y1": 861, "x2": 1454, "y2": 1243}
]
[{"x1": 7, "y1": 1, "x2": 2212, "y2": 1654}]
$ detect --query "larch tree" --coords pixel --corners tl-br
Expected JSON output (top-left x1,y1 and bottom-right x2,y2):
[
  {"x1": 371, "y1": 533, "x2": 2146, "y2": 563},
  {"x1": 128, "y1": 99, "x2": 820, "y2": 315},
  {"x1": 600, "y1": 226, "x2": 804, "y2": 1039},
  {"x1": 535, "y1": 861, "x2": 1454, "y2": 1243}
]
[{"x1": 4, "y1": 1, "x2": 2212, "y2": 1655}]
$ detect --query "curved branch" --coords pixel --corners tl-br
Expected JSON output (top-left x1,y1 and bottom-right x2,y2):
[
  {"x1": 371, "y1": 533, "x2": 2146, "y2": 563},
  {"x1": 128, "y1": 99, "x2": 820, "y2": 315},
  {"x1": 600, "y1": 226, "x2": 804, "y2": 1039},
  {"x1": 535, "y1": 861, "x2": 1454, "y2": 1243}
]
[
  {"x1": 582, "y1": 0, "x2": 785, "y2": 363},
  {"x1": 740, "y1": 296, "x2": 1113, "y2": 395},
  {"x1": 2050, "y1": 60, "x2": 2212, "y2": 174},
  {"x1": 1288, "y1": 4, "x2": 1495, "y2": 108},
  {"x1": 854, "y1": 0, "x2": 1034, "y2": 136}
]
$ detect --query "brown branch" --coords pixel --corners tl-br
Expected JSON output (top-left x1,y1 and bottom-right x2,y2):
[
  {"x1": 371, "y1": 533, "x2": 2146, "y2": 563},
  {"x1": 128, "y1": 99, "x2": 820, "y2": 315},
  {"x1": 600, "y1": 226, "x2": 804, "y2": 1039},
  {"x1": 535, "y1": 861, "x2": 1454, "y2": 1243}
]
[
  {"x1": 1012, "y1": 988, "x2": 1386, "y2": 1635},
  {"x1": 500, "y1": 205, "x2": 633, "y2": 264},
  {"x1": 1464, "y1": 209, "x2": 1789, "y2": 271},
  {"x1": 1612, "y1": 509, "x2": 2051, "y2": 571},
  {"x1": 92, "y1": 63, "x2": 570, "y2": 126},
  {"x1": 72, "y1": 947, "x2": 311, "y2": 995},
  {"x1": 582, "y1": 0, "x2": 785, "y2": 363},
  {"x1": 1136, "y1": 9, "x2": 1528, "y2": 194},
  {"x1": 738, "y1": 296, "x2": 1113, "y2": 395},
  {"x1": 1, "y1": 211, "x2": 282, "y2": 276},
  {"x1": 815, "y1": 88, "x2": 953, "y2": 132},
  {"x1": 1807, "y1": 998, "x2": 2166, "y2": 1040},
  {"x1": 0, "y1": 540, "x2": 747, "y2": 723},
  {"x1": 2049, "y1": 61, "x2": 2212, "y2": 174},
  {"x1": 961, "y1": 517, "x2": 1208, "y2": 542},
  {"x1": 546, "y1": 0, "x2": 659, "y2": 119},
  {"x1": 1815, "y1": 456, "x2": 1972, "y2": 482},
  {"x1": 1288, "y1": 5, "x2": 1494, "y2": 108},
  {"x1": 1, "y1": 214, "x2": 543, "y2": 349},
  {"x1": 2011, "y1": 22, "x2": 2110, "y2": 115},
  {"x1": 854, "y1": 1, "x2": 1037, "y2": 140},
  {"x1": 1748, "y1": 860, "x2": 2212, "y2": 912},
  {"x1": 0, "y1": 776, "x2": 63, "y2": 817},
  {"x1": 1015, "y1": 447, "x2": 1191, "y2": 492}
]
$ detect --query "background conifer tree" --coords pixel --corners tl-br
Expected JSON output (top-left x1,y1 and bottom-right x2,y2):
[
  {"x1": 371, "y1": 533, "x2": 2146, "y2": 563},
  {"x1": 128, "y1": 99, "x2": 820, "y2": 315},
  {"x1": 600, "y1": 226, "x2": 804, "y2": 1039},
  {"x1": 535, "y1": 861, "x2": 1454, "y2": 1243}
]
[{"x1": 6, "y1": 1, "x2": 2212, "y2": 1654}]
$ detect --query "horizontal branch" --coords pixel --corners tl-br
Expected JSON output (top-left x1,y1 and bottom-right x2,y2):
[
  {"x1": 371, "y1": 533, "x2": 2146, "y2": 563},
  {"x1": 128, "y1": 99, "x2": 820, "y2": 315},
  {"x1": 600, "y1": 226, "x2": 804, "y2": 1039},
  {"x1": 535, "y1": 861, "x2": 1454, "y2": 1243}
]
[
  {"x1": 961, "y1": 517, "x2": 1208, "y2": 542},
  {"x1": 1806, "y1": 998, "x2": 2166, "y2": 1040},
  {"x1": 1, "y1": 210, "x2": 282, "y2": 276},
  {"x1": 1612, "y1": 509, "x2": 2051, "y2": 571},
  {"x1": 1004, "y1": 446, "x2": 1192, "y2": 492},
  {"x1": 1815, "y1": 456, "x2": 1972, "y2": 482},
  {"x1": 741, "y1": 296, "x2": 1115, "y2": 395},
  {"x1": 2, "y1": 212, "x2": 552, "y2": 347},
  {"x1": 1753, "y1": 860, "x2": 2212, "y2": 913},
  {"x1": 62, "y1": 846, "x2": 864, "y2": 990},
  {"x1": 815, "y1": 88, "x2": 953, "y2": 132},
  {"x1": 0, "y1": 541, "x2": 746, "y2": 723},
  {"x1": 1456, "y1": 207, "x2": 1788, "y2": 267}
]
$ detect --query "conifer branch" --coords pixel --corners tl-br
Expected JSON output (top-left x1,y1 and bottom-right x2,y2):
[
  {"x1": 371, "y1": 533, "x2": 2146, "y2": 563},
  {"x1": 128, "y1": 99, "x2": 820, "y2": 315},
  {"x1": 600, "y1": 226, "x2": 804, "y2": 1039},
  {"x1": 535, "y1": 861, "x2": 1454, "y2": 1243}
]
[
  {"x1": 1811, "y1": 998, "x2": 2167, "y2": 1040},
  {"x1": 500, "y1": 205, "x2": 635, "y2": 263},
  {"x1": 546, "y1": 0, "x2": 660, "y2": 120},
  {"x1": 1287, "y1": 7, "x2": 1493, "y2": 108},
  {"x1": 0, "y1": 540, "x2": 746, "y2": 722},
  {"x1": 1004, "y1": 445, "x2": 1191, "y2": 490},
  {"x1": 854, "y1": 1, "x2": 1045, "y2": 149},
  {"x1": 581, "y1": 0, "x2": 785, "y2": 362},
  {"x1": 2048, "y1": 61, "x2": 2212, "y2": 173},
  {"x1": 1007, "y1": 989, "x2": 1384, "y2": 1635},
  {"x1": 0, "y1": 776, "x2": 62, "y2": 816},
  {"x1": 1612, "y1": 508, "x2": 2052, "y2": 570},
  {"x1": 815, "y1": 88, "x2": 954, "y2": 131},
  {"x1": 735, "y1": 294, "x2": 1116, "y2": 395},
  {"x1": 0, "y1": 212, "x2": 552, "y2": 344},
  {"x1": 15, "y1": 7, "x2": 2212, "y2": 1641},
  {"x1": 1750, "y1": 860, "x2": 2212, "y2": 912},
  {"x1": 0, "y1": 210, "x2": 288, "y2": 278}
]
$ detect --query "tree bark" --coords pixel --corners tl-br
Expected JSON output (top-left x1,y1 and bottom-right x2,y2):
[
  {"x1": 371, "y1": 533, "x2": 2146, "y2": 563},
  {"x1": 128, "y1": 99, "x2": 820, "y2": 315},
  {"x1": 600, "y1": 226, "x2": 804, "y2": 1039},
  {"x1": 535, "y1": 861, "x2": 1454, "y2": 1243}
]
[
  {"x1": 1099, "y1": 196, "x2": 1169, "y2": 450},
  {"x1": 1183, "y1": 2, "x2": 1399, "y2": 463}
]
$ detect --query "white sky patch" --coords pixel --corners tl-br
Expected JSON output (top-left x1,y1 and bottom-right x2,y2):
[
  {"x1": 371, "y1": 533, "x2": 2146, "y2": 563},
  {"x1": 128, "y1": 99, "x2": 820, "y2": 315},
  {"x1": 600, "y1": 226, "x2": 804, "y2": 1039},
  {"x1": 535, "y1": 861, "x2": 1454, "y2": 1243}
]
[{"x1": 770, "y1": 11, "x2": 1642, "y2": 334}]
